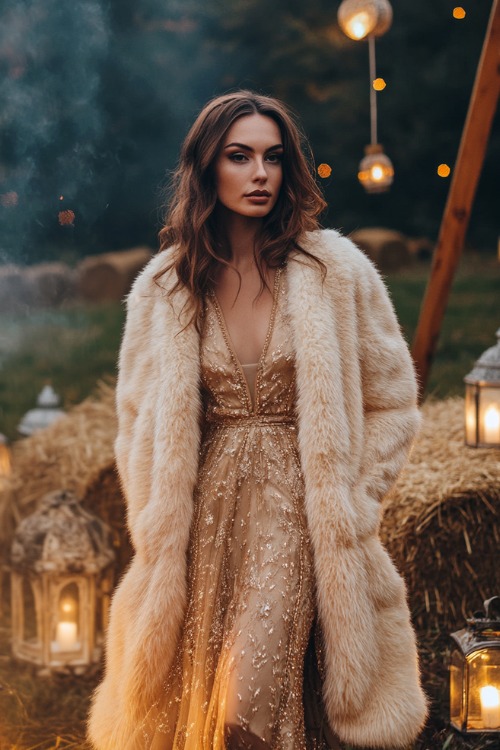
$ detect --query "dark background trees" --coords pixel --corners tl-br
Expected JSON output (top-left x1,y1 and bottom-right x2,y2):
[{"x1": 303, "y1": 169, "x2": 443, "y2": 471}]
[{"x1": 0, "y1": 0, "x2": 498, "y2": 263}]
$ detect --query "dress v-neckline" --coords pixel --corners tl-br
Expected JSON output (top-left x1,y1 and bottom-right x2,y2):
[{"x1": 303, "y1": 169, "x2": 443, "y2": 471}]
[{"x1": 211, "y1": 267, "x2": 282, "y2": 412}]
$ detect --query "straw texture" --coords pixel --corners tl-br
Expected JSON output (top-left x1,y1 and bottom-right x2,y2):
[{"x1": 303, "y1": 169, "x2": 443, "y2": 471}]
[{"x1": 1, "y1": 391, "x2": 498, "y2": 634}]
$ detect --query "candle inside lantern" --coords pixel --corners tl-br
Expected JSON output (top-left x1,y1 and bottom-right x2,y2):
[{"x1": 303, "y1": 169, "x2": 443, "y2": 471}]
[
  {"x1": 55, "y1": 621, "x2": 78, "y2": 650},
  {"x1": 484, "y1": 404, "x2": 500, "y2": 444},
  {"x1": 480, "y1": 685, "x2": 500, "y2": 729}
]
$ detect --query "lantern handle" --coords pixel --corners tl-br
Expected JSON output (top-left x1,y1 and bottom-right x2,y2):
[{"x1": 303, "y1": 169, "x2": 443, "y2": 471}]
[{"x1": 484, "y1": 596, "x2": 500, "y2": 620}]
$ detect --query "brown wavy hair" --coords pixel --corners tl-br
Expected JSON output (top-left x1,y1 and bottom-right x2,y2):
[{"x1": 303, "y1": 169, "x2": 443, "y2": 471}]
[{"x1": 156, "y1": 90, "x2": 327, "y2": 323}]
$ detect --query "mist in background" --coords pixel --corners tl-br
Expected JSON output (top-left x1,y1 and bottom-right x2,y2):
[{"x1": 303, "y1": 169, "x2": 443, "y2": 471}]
[{"x1": 1, "y1": 0, "x2": 498, "y2": 264}]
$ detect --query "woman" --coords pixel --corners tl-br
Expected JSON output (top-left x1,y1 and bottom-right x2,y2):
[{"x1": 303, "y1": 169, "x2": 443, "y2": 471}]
[{"x1": 88, "y1": 91, "x2": 427, "y2": 750}]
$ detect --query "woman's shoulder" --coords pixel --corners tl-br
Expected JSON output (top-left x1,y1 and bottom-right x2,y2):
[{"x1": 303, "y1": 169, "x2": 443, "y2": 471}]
[
  {"x1": 128, "y1": 245, "x2": 178, "y2": 300},
  {"x1": 301, "y1": 228, "x2": 378, "y2": 279}
]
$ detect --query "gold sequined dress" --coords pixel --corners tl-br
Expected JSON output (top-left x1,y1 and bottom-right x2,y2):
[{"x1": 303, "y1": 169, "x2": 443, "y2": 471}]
[{"x1": 131, "y1": 268, "x2": 321, "y2": 749}]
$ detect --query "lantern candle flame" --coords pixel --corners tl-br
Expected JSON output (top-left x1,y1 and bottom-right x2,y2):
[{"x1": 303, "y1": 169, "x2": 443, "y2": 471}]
[
  {"x1": 0, "y1": 435, "x2": 12, "y2": 479},
  {"x1": 55, "y1": 621, "x2": 78, "y2": 651},
  {"x1": 480, "y1": 685, "x2": 500, "y2": 729},
  {"x1": 484, "y1": 404, "x2": 500, "y2": 444}
]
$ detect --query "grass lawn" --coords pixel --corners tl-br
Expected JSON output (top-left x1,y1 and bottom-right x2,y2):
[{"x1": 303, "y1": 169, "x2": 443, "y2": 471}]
[
  {"x1": 0, "y1": 303, "x2": 125, "y2": 441},
  {"x1": 385, "y1": 253, "x2": 500, "y2": 400},
  {"x1": 1, "y1": 251, "x2": 499, "y2": 441}
]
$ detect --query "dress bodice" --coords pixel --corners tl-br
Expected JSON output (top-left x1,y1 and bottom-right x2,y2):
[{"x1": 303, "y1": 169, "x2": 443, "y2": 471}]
[{"x1": 201, "y1": 267, "x2": 297, "y2": 423}]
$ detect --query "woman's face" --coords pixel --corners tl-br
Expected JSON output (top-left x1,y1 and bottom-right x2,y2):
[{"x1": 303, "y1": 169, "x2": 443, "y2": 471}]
[{"x1": 214, "y1": 113, "x2": 283, "y2": 220}]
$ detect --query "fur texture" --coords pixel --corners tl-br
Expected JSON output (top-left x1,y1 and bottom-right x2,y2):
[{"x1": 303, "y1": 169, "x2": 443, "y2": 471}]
[{"x1": 88, "y1": 229, "x2": 428, "y2": 749}]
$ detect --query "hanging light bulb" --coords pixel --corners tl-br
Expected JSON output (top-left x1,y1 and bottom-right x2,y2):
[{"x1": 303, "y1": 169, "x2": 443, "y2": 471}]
[
  {"x1": 338, "y1": 0, "x2": 394, "y2": 193},
  {"x1": 338, "y1": 0, "x2": 393, "y2": 41},
  {"x1": 358, "y1": 144, "x2": 394, "y2": 192}
]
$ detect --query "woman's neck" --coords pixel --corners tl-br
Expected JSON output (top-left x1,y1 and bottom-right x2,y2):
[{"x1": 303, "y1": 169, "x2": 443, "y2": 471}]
[{"x1": 219, "y1": 209, "x2": 263, "y2": 270}]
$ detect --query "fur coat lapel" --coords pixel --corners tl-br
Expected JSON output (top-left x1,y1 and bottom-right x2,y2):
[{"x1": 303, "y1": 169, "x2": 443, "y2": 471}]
[{"x1": 88, "y1": 229, "x2": 427, "y2": 749}]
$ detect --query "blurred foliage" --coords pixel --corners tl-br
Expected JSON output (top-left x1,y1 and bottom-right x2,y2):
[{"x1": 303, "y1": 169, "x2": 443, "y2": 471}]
[{"x1": 0, "y1": 0, "x2": 498, "y2": 263}]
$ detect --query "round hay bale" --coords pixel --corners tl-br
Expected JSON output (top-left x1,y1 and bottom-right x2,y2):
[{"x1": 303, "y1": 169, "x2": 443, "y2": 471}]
[
  {"x1": 382, "y1": 397, "x2": 500, "y2": 633},
  {"x1": 76, "y1": 246, "x2": 153, "y2": 302},
  {"x1": 407, "y1": 236, "x2": 435, "y2": 261},
  {"x1": 82, "y1": 465, "x2": 133, "y2": 578},
  {"x1": 350, "y1": 227, "x2": 412, "y2": 271},
  {"x1": 0, "y1": 264, "x2": 36, "y2": 313},
  {"x1": 25, "y1": 262, "x2": 77, "y2": 307},
  {"x1": 2, "y1": 385, "x2": 498, "y2": 633},
  {"x1": 0, "y1": 381, "x2": 117, "y2": 550}
]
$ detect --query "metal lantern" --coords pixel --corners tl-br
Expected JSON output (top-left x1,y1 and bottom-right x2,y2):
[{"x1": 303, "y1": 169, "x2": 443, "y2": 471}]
[
  {"x1": 464, "y1": 328, "x2": 500, "y2": 448},
  {"x1": 17, "y1": 384, "x2": 65, "y2": 436},
  {"x1": 450, "y1": 597, "x2": 500, "y2": 734},
  {"x1": 10, "y1": 489, "x2": 114, "y2": 673},
  {"x1": 337, "y1": 0, "x2": 392, "y2": 40},
  {"x1": 358, "y1": 143, "x2": 394, "y2": 193}
]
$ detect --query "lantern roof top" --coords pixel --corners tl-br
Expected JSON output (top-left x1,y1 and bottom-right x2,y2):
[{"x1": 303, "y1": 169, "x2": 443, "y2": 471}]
[
  {"x1": 11, "y1": 489, "x2": 114, "y2": 574},
  {"x1": 451, "y1": 596, "x2": 500, "y2": 654},
  {"x1": 464, "y1": 328, "x2": 500, "y2": 386},
  {"x1": 17, "y1": 385, "x2": 65, "y2": 436}
]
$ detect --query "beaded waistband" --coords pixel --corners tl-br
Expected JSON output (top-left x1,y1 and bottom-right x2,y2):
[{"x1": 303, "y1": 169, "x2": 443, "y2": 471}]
[{"x1": 205, "y1": 412, "x2": 296, "y2": 427}]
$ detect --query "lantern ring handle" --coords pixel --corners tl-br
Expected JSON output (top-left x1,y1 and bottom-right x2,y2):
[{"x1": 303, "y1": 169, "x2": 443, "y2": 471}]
[{"x1": 484, "y1": 596, "x2": 500, "y2": 620}]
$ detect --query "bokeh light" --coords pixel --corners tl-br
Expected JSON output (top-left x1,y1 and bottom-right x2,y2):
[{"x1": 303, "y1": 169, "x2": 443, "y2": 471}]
[
  {"x1": 1, "y1": 191, "x2": 19, "y2": 208},
  {"x1": 373, "y1": 78, "x2": 386, "y2": 91},
  {"x1": 437, "y1": 164, "x2": 451, "y2": 178},
  {"x1": 317, "y1": 163, "x2": 332, "y2": 179},
  {"x1": 58, "y1": 209, "x2": 76, "y2": 226},
  {"x1": 453, "y1": 7, "x2": 466, "y2": 19}
]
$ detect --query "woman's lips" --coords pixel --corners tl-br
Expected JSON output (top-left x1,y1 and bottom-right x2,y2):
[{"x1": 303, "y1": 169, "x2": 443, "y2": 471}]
[
  {"x1": 245, "y1": 195, "x2": 271, "y2": 203},
  {"x1": 245, "y1": 191, "x2": 271, "y2": 203}
]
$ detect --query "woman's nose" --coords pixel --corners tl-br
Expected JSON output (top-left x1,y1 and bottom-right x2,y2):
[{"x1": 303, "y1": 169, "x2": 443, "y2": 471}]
[{"x1": 253, "y1": 158, "x2": 268, "y2": 181}]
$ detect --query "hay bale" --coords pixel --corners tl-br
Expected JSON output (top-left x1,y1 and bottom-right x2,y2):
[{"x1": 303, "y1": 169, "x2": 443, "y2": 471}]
[
  {"x1": 350, "y1": 227, "x2": 412, "y2": 271},
  {"x1": 0, "y1": 380, "x2": 116, "y2": 551},
  {"x1": 0, "y1": 265, "x2": 35, "y2": 313},
  {"x1": 82, "y1": 465, "x2": 133, "y2": 578},
  {"x1": 76, "y1": 247, "x2": 153, "y2": 302},
  {"x1": 25, "y1": 262, "x2": 77, "y2": 307},
  {"x1": 407, "y1": 236, "x2": 435, "y2": 261},
  {"x1": 382, "y1": 397, "x2": 500, "y2": 633},
  {"x1": 2, "y1": 387, "x2": 498, "y2": 635}
]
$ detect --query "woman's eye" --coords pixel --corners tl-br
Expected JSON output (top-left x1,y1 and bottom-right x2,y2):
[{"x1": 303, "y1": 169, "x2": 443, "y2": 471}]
[
  {"x1": 229, "y1": 153, "x2": 248, "y2": 162},
  {"x1": 266, "y1": 153, "x2": 283, "y2": 163}
]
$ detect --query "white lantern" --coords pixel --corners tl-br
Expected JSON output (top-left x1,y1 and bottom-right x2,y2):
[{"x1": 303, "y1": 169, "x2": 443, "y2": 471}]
[
  {"x1": 464, "y1": 329, "x2": 500, "y2": 448},
  {"x1": 17, "y1": 385, "x2": 65, "y2": 436},
  {"x1": 10, "y1": 489, "x2": 114, "y2": 673}
]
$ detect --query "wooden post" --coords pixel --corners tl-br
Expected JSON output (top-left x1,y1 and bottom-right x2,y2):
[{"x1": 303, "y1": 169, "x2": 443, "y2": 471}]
[{"x1": 411, "y1": 0, "x2": 500, "y2": 400}]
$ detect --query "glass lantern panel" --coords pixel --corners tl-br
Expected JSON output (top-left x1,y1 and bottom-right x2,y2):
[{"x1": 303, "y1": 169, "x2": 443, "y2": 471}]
[
  {"x1": 478, "y1": 387, "x2": 500, "y2": 445},
  {"x1": 22, "y1": 577, "x2": 37, "y2": 643},
  {"x1": 467, "y1": 648, "x2": 500, "y2": 731},
  {"x1": 52, "y1": 582, "x2": 80, "y2": 652},
  {"x1": 464, "y1": 384, "x2": 478, "y2": 446},
  {"x1": 450, "y1": 647, "x2": 465, "y2": 729}
]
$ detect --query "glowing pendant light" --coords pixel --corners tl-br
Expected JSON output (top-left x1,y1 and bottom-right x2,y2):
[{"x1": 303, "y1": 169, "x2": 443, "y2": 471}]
[{"x1": 338, "y1": 0, "x2": 394, "y2": 193}]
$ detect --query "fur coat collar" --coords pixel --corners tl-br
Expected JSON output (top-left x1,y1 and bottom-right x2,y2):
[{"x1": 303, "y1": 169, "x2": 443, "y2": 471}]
[{"x1": 88, "y1": 229, "x2": 427, "y2": 748}]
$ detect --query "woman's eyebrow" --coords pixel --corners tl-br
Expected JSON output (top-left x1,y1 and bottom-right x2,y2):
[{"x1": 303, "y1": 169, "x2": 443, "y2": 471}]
[{"x1": 223, "y1": 142, "x2": 284, "y2": 152}]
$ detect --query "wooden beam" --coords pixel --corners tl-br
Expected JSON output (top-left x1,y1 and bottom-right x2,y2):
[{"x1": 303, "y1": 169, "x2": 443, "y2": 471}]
[{"x1": 411, "y1": 0, "x2": 500, "y2": 400}]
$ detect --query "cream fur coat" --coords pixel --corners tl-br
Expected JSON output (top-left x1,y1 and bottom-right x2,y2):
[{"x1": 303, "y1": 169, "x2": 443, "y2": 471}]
[{"x1": 88, "y1": 229, "x2": 428, "y2": 749}]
